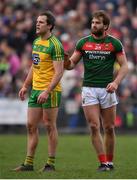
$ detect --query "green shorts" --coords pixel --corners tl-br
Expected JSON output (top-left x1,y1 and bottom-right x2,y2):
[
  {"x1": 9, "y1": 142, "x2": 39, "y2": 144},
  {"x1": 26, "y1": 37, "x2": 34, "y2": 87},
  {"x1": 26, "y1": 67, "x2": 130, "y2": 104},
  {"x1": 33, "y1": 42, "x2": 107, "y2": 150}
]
[{"x1": 28, "y1": 89, "x2": 61, "y2": 108}]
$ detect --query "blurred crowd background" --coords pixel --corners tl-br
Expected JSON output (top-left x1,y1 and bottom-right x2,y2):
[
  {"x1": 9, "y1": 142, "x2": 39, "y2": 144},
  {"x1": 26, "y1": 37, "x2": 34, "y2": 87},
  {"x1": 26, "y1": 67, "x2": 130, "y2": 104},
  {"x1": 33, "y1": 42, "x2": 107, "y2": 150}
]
[{"x1": 0, "y1": 0, "x2": 137, "y2": 132}]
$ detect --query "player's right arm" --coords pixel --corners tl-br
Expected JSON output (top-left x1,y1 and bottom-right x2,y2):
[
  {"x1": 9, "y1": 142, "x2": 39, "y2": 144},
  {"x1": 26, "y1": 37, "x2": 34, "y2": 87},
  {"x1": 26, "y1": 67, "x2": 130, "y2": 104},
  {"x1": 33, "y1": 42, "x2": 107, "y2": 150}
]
[
  {"x1": 64, "y1": 38, "x2": 83, "y2": 70},
  {"x1": 64, "y1": 51, "x2": 82, "y2": 70},
  {"x1": 19, "y1": 66, "x2": 33, "y2": 101}
]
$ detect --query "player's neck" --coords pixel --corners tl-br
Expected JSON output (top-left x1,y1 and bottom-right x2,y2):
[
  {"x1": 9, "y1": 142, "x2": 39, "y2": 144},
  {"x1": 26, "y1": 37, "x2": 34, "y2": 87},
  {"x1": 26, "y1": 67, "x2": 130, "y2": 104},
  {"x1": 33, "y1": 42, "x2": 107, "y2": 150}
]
[{"x1": 40, "y1": 32, "x2": 52, "y2": 40}]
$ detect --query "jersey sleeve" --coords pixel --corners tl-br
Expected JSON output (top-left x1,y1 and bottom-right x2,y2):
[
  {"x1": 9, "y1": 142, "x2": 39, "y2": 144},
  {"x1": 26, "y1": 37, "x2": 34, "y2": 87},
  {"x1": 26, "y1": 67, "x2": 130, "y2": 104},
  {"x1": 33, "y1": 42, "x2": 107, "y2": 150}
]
[
  {"x1": 113, "y1": 38, "x2": 125, "y2": 56},
  {"x1": 75, "y1": 39, "x2": 83, "y2": 54},
  {"x1": 51, "y1": 39, "x2": 64, "y2": 61}
]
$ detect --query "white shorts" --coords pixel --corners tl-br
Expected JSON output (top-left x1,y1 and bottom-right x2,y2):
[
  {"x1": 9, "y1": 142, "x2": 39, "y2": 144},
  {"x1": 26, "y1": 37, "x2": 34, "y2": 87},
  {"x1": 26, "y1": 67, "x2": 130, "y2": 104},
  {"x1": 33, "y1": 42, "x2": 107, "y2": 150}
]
[{"x1": 82, "y1": 87, "x2": 118, "y2": 109}]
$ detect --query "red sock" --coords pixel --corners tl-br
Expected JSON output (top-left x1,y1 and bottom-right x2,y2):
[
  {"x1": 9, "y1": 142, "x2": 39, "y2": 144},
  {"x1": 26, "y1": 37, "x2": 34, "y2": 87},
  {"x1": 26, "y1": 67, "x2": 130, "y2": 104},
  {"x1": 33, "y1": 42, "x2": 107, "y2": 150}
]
[
  {"x1": 106, "y1": 154, "x2": 113, "y2": 162},
  {"x1": 98, "y1": 154, "x2": 107, "y2": 164}
]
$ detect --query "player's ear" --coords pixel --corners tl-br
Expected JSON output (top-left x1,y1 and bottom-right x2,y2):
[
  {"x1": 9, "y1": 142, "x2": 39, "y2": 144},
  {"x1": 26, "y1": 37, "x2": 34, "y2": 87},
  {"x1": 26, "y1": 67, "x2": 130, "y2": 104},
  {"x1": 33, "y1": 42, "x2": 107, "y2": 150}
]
[
  {"x1": 104, "y1": 25, "x2": 109, "y2": 31},
  {"x1": 48, "y1": 24, "x2": 52, "y2": 31}
]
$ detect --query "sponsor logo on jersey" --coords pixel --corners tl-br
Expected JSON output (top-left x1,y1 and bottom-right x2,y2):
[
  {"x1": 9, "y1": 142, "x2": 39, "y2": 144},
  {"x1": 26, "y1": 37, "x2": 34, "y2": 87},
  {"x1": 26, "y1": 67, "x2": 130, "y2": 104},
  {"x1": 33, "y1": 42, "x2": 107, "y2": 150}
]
[
  {"x1": 82, "y1": 42, "x2": 114, "y2": 51},
  {"x1": 32, "y1": 53, "x2": 40, "y2": 65},
  {"x1": 82, "y1": 42, "x2": 114, "y2": 61}
]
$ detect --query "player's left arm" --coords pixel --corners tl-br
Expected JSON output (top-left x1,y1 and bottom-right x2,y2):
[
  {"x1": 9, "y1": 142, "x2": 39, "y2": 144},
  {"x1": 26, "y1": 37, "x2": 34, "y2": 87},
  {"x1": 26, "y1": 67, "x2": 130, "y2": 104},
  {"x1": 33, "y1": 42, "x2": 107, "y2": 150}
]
[
  {"x1": 37, "y1": 60, "x2": 64, "y2": 104},
  {"x1": 47, "y1": 60, "x2": 64, "y2": 93},
  {"x1": 106, "y1": 53, "x2": 128, "y2": 93},
  {"x1": 114, "y1": 53, "x2": 129, "y2": 85}
]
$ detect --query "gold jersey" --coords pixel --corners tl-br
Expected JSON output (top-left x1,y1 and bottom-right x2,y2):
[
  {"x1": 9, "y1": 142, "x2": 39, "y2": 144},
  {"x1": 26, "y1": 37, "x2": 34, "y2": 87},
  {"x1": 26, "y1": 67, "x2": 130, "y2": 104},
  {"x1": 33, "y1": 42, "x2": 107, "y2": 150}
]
[{"x1": 32, "y1": 35, "x2": 64, "y2": 91}]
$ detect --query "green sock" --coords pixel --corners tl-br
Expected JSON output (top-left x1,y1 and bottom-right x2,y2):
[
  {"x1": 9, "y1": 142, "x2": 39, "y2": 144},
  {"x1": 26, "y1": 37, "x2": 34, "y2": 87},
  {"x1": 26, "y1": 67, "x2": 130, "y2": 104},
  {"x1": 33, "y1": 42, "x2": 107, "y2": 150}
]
[
  {"x1": 47, "y1": 156, "x2": 55, "y2": 166},
  {"x1": 24, "y1": 156, "x2": 34, "y2": 166}
]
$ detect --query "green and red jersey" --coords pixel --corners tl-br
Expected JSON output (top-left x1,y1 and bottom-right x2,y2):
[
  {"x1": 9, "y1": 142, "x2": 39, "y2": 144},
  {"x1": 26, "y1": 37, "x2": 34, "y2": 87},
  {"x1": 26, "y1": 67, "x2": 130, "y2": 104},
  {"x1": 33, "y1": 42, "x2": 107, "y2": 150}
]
[{"x1": 75, "y1": 34, "x2": 125, "y2": 87}]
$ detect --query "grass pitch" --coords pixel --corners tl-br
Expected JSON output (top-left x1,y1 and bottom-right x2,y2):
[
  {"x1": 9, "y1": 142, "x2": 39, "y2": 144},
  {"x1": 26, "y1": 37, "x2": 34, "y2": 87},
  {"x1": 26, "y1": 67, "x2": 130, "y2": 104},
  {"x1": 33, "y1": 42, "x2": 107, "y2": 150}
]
[{"x1": 0, "y1": 134, "x2": 137, "y2": 179}]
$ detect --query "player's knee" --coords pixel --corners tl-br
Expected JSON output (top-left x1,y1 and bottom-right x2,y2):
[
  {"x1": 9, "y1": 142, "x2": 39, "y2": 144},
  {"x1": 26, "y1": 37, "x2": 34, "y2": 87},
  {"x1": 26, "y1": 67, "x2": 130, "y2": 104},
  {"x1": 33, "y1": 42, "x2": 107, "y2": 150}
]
[
  {"x1": 90, "y1": 123, "x2": 100, "y2": 136},
  {"x1": 104, "y1": 125, "x2": 114, "y2": 135},
  {"x1": 45, "y1": 123, "x2": 56, "y2": 134},
  {"x1": 46, "y1": 124, "x2": 52, "y2": 134},
  {"x1": 27, "y1": 123, "x2": 37, "y2": 134}
]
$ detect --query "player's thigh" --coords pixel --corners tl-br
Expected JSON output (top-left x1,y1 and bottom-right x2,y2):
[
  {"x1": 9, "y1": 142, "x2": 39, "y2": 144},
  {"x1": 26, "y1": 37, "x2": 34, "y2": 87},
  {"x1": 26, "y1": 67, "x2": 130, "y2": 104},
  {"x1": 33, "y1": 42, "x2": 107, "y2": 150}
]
[
  {"x1": 27, "y1": 107, "x2": 43, "y2": 126},
  {"x1": 101, "y1": 105, "x2": 116, "y2": 127},
  {"x1": 42, "y1": 108, "x2": 59, "y2": 125},
  {"x1": 82, "y1": 87, "x2": 99, "y2": 106},
  {"x1": 83, "y1": 104, "x2": 100, "y2": 126}
]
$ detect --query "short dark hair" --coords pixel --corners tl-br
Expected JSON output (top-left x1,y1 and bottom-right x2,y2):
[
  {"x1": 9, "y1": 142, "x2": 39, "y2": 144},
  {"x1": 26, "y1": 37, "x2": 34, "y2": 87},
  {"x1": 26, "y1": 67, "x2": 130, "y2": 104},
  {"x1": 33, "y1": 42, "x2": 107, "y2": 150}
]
[
  {"x1": 39, "y1": 11, "x2": 55, "y2": 31},
  {"x1": 92, "y1": 10, "x2": 110, "y2": 30}
]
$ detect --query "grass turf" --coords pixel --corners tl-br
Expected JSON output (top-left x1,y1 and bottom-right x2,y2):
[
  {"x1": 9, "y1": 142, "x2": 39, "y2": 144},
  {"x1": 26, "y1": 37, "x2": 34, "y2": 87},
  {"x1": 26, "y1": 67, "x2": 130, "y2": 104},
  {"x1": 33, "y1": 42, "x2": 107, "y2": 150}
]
[{"x1": 0, "y1": 134, "x2": 137, "y2": 179}]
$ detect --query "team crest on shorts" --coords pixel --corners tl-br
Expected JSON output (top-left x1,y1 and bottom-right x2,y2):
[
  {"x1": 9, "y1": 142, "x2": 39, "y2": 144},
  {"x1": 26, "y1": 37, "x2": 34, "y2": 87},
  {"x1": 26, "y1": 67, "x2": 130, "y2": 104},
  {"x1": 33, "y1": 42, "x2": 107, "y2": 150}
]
[{"x1": 82, "y1": 98, "x2": 85, "y2": 104}]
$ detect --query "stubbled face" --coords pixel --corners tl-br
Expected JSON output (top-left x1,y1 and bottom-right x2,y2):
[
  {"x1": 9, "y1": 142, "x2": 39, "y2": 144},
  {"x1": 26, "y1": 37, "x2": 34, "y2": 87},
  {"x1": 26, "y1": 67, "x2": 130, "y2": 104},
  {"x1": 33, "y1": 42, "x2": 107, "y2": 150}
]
[
  {"x1": 36, "y1": 15, "x2": 51, "y2": 35},
  {"x1": 91, "y1": 17, "x2": 106, "y2": 37}
]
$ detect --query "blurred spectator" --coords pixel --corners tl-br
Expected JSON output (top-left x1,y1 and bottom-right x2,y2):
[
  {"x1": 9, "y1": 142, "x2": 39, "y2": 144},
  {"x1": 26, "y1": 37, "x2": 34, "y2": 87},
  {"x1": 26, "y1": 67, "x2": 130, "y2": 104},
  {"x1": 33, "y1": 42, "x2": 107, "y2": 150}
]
[{"x1": 0, "y1": 38, "x2": 21, "y2": 96}]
